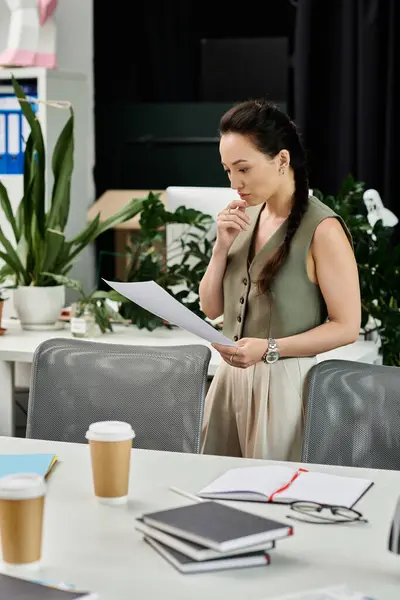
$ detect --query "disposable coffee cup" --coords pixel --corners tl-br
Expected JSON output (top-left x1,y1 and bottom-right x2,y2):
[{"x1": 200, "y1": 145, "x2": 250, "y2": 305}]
[
  {"x1": 85, "y1": 421, "x2": 135, "y2": 505},
  {"x1": 0, "y1": 473, "x2": 46, "y2": 572}
]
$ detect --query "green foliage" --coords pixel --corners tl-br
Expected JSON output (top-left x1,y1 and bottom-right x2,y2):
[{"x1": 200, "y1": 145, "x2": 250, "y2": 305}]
[
  {"x1": 44, "y1": 273, "x2": 128, "y2": 334},
  {"x1": 0, "y1": 76, "x2": 144, "y2": 288},
  {"x1": 314, "y1": 175, "x2": 400, "y2": 366},
  {"x1": 119, "y1": 193, "x2": 214, "y2": 331},
  {"x1": 0, "y1": 272, "x2": 10, "y2": 301}
]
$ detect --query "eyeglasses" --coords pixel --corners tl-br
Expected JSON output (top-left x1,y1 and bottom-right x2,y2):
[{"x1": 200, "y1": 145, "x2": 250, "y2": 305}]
[{"x1": 286, "y1": 501, "x2": 368, "y2": 525}]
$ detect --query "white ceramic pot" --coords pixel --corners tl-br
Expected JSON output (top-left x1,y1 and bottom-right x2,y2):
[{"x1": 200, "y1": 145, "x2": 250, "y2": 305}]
[{"x1": 13, "y1": 285, "x2": 65, "y2": 330}]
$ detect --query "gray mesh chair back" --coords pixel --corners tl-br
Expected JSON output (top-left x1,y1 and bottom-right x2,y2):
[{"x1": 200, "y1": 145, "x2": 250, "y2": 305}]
[
  {"x1": 27, "y1": 338, "x2": 211, "y2": 453},
  {"x1": 301, "y1": 359, "x2": 400, "y2": 469}
]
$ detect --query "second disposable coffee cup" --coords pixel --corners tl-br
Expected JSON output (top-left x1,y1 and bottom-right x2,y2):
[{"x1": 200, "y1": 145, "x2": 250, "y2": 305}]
[
  {"x1": 0, "y1": 473, "x2": 46, "y2": 572},
  {"x1": 85, "y1": 421, "x2": 135, "y2": 505}
]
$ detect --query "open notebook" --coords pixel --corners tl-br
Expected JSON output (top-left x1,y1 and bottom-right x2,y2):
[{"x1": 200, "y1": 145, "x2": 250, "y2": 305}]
[{"x1": 198, "y1": 465, "x2": 373, "y2": 509}]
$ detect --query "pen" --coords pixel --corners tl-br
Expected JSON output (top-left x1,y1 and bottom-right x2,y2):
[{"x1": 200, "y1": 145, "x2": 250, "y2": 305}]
[{"x1": 169, "y1": 486, "x2": 203, "y2": 503}]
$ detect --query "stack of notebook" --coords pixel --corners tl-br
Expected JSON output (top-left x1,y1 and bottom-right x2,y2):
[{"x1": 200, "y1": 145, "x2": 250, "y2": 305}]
[{"x1": 135, "y1": 500, "x2": 293, "y2": 573}]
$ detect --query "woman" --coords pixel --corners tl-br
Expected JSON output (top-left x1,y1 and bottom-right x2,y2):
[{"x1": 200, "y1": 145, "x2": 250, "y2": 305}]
[{"x1": 200, "y1": 99, "x2": 361, "y2": 461}]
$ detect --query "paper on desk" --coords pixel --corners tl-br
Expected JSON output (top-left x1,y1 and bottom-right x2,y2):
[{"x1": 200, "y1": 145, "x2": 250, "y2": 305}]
[
  {"x1": 103, "y1": 280, "x2": 235, "y2": 347},
  {"x1": 268, "y1": 586, "x2": 376, "y2": 600}
]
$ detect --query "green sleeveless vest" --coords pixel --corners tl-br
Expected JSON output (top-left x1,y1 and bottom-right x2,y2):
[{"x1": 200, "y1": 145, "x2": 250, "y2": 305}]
[{"x1": 222, "y1": 196, "x2": 352, "y2": 342}]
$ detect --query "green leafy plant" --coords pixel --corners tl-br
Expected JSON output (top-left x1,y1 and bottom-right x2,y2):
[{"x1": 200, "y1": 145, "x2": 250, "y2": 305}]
[
  {"x1": 314, "y1": 175, "x2": 400, "y2": 366},
  {"x1": 113, "y1": 192, "x2": 215, "y2": 331},
  {"x1": 45, "y1": 274, "x2": 128, "y2": 334},
  {"x1": 0, "y1": 273, "x2": 9, "y2": 302},
  {"x1": 0, "y1": 76, "x2": 144, "y2": 288}
]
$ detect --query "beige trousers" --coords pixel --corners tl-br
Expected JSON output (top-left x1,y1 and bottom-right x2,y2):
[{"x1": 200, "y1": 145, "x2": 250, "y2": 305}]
[{"x1": 201, "y1": 357, "x2": 317, "y2": 461}]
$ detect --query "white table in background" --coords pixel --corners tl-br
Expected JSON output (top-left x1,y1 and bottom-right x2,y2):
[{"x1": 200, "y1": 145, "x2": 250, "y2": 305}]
[
  {"x1": 0, "y1": 319, "x2": 380, "y2": 436},
  {"x1": 0, "y1": 436, "x2": 399, "y2": 600}
]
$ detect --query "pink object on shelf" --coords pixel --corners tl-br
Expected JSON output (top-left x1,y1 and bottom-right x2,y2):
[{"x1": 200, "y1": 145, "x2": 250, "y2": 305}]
[
  {"x1": 37, "y1": 0, "x2": 57, "y2": 26},
  {"x1": 0, "y1": 48, "x2": 36, "y2": 67},
  {"x1": 34, "y1": 52, "x2": 57, "y2": 68},
  {"x1": 0, "y1": 0, "x2": 58, "y2": 68}
]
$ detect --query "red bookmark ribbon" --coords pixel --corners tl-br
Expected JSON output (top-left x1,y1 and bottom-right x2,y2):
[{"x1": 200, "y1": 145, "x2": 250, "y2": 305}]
[{"x1": 268, "y1": 468, "x2": 309, "y2": 502}]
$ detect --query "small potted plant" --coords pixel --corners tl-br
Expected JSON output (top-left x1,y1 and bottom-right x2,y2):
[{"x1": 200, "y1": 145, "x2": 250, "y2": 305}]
[{"x1": 44, "y1": 274, "x2": 128, "y2": 338}]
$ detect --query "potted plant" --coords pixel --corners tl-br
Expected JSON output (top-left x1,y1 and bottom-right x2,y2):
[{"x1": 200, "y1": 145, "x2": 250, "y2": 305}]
[
  {"x1": 0, "y1": 76, "x2": 144, "y2": 330},
  {"x1": 104, "y1": 192, "x2": 215, "y2": 331},
  {"x1": 315, "y1": 175, "x2": 400, "y2": 366},
  {"x1": 45, "y1": 274, "x2": 128, "y2": 337}
]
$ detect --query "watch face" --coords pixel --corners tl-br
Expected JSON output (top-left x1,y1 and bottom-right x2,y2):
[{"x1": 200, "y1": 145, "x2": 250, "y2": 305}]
[{"x1": 266, "y1": 351, "x2": 279, "y2": 364}]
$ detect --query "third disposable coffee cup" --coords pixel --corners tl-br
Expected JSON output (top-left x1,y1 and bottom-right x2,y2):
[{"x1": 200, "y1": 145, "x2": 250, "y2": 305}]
[
  {"x1": 85, "y1": 421, "x2": 135, "y2": 505},
  {"x1": 0, "y1": 473, "x2": 46, "y2": 571}
]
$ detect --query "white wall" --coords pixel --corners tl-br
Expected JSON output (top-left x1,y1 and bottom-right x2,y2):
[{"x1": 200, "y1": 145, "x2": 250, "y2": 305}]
[
  {"x1": 54, "y1": 0, "x2": 96, "y2": 295},
  {"x1": 54, "y1": 0, "x2": 95, "y2": 206},
  {"x1": 0, "y1": 1, "x2": 9, "y2": 57}
]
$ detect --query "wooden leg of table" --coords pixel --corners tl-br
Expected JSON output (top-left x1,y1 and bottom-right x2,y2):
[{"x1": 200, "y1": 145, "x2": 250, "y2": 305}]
[{"x1": 0, "y1": 360, "x2": 15, "y2": 436}]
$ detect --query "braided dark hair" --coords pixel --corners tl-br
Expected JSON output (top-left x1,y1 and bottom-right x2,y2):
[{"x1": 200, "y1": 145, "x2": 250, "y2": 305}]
[{"x1": 219, "y1": 99, "x2": 309, "y2": 295}]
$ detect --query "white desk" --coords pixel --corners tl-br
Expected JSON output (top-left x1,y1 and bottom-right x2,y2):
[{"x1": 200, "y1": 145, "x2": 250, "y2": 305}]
[
  {"x1": 0, "y1": 436, "x2": 399, "y2": 599},
  {"x1": 0, "y1": 319, "x2": 380, "y2": 436}
]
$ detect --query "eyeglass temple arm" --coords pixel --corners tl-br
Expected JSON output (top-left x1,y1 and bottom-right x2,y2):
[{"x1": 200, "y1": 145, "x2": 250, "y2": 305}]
[{"x1": 389, "y1": 497, "x2": 400, "y2": 554}]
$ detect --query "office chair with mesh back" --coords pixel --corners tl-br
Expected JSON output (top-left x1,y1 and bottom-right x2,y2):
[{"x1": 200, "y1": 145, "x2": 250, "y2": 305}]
[
  {"x1": 26, "y1": 338, "x2": 211, "y2": 453},
  {"x1": 301, "y1": 359, "x2": 400, "y2": 469}
]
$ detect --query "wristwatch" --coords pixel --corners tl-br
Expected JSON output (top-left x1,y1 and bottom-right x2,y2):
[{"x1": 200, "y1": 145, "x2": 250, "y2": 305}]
[{"x1": 262, "y1": 338, "x2": 280, "y2": 364}]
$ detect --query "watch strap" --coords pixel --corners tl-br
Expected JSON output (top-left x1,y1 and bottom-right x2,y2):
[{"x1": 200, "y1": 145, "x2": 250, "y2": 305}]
[{"x1": 262, "y1": 337, "x2": 279, "y2": 363}]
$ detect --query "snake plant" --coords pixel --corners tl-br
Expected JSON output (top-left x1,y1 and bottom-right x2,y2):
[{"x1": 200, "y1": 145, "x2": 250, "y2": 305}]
[{"x1": 0, "y1": 76, "x2": 143, "y2": 287}]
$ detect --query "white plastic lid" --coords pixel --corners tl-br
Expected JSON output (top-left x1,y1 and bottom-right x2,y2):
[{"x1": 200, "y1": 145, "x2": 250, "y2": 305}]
[
  {"x1": 0, "y1": 473, "x2": 46, "y2": 500},
  {"x1": 85, "y1": 421, "x2": 135, "y2": 442}
]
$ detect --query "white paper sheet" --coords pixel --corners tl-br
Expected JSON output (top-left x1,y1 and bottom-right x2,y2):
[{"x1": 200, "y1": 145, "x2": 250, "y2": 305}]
[
  {"x1": 268, "y1": 586, "x2": 376, "y2": 600},
  {"x1": 103, "y1": 280, "x2": 235, "y2": 347}
]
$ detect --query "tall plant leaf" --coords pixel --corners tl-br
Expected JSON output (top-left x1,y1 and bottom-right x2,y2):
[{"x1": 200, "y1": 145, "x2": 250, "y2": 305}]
[
  {"x1": 23, "y1": 132, "x2": 34, "y2": 196},
  {"x1": 96, "y1": 198, "x2": 144, "y2": 236},
  {"x1": 22, "y1": 172, "x2": 37, "y2": 278},
  {"x1": 0, "y1": 263, "x2": 14, "y2": 280},
  {"x1": 68, "y1": 213, "x2": 100, "y2": 247},
  {"x1": 12, "y1": 76, "x2": 45, "y2": 239},
  {"x1": 0, "y1": 226, "x2": 28, "y2": 284},
  {"x1": 47, "y1": 112, "x2": 74, "y2": 230},
  {"x1": 19, "y1": 133, "x2": 34, "y2": 243},
  {"x1": 61, "y1": 215, "x2": 101, "y2": 272},
  {"x1": 0, "y1": 252, "x2": 25, "y2": 283},
  {"x1": 0, "y1": 181, "x2": 19, "y2": 242},
  {"x1": 62, "y1": 200, "x2": 144, "y2": 276},
  {"x1": 40, "y1": 229, "x2": 65, "y2": 274}
]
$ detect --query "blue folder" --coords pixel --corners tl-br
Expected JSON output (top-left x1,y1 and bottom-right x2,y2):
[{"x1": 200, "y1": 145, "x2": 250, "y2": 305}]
[
  {"x1": 0, "y1": 454, "x2": 58, "y2": 479},
  {"x1": 0, "y1": 87, "x2": 38, "y2": 175}
]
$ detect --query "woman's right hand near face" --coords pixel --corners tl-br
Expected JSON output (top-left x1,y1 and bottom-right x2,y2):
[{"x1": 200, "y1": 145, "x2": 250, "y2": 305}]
[{"x1": 214, "y1": 200, "x2": 250, "y2": 253}]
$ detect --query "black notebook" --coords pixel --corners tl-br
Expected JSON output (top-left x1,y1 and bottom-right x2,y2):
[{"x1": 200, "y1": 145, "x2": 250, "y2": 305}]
[
  {"x1": 0, "y1": 573, "x2": 98, "y2": 599},
  {"x1": 135, "y1": 517, "x2": 277, "y2": 561},
  {"x1": 144, "y1": 536, "x2": 271, "y2": 574},
  {"x1": 141, "y1": 500, "x2": 292, "y2": 552}
]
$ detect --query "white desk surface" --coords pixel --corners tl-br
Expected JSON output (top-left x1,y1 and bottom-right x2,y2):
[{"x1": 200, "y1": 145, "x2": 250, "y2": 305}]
[
  {"x1": 0, "y1": 436, "x2": 399, "y2": 599},
  {"x1": 0, "y1": 320, "x2": 380, "y2": 376}
]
